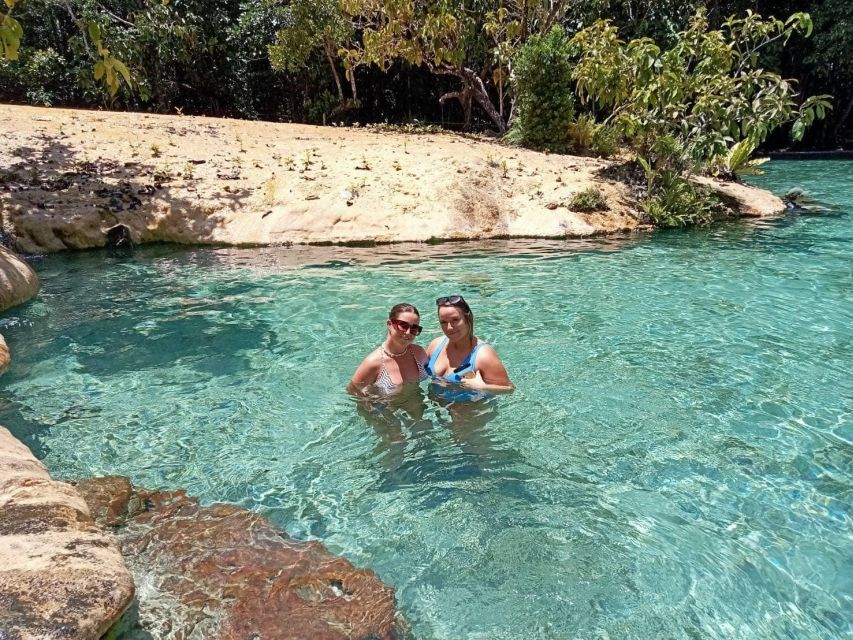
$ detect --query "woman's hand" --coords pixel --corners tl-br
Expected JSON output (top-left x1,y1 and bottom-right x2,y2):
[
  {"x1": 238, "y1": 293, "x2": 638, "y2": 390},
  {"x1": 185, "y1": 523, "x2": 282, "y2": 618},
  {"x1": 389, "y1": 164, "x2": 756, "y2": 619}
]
[
  {"x1": 460, "y1": 370, "x2": 514, "y2": 394},
  {"x1": 459, "y1": 370, "x2": 486, "y2": 389}
]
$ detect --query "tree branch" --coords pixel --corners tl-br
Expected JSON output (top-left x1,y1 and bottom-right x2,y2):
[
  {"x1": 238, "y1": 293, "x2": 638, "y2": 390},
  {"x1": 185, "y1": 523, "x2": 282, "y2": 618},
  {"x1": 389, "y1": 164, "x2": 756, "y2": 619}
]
[{"x1": 97, "y1": 6, "x2": 136, "y2": 29}]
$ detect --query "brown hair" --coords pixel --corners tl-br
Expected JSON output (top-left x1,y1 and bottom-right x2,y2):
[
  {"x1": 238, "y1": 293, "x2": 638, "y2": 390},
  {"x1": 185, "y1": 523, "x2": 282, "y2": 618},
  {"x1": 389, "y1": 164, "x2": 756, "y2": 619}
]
[{"x1": 388, "y1": 302, "x2": 420, "y2": 319}]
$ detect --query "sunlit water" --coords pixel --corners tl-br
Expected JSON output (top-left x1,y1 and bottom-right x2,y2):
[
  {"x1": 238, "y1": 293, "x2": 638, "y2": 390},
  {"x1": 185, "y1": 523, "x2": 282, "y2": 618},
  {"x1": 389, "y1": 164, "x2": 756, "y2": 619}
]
[{"x1": 1, "y1": 160, "x2": 851, "y2": 639}]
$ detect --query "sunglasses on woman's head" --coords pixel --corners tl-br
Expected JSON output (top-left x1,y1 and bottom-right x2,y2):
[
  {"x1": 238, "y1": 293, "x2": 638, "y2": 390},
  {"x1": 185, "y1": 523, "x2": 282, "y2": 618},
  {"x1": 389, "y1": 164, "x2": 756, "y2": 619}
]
[
  {"x1": 390, "y1": 318, "x2": 423, "y2": 335},
  {"x1": 436, "y1": 295, "x2": 466, "y2": 306}
]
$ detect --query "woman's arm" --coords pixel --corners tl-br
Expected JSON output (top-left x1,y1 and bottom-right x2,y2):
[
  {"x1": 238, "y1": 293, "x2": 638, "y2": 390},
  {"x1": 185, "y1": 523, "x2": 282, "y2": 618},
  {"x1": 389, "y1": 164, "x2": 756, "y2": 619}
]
[
  {"x1": 347, "y1": 350, "x2": 382, "y2": 395},
  {"x1": 462, "y1": 345, "x2": 514, "y2": 393}
]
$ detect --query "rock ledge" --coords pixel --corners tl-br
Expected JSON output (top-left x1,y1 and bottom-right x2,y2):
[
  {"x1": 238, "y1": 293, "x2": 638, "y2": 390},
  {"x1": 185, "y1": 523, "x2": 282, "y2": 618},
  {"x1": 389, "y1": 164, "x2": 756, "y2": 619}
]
[{"x1": 0, "y1": 427, "x2": 135, "y2": 640}]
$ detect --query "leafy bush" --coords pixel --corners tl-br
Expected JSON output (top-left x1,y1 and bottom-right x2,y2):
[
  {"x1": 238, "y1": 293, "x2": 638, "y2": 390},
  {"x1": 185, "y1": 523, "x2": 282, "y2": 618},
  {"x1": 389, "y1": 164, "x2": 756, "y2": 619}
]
[
  {"x1": 590, "y1": 124, "x2": 619, "y2": 158},
  {"x1": 567, "y1": 113, "x2": 595, "y2": 152},
  {"x1": 0, "y1": 47, "x2": 74, "y2": 105},
  {"x1": 572, "y1": 10, "x2": 830, "y2": 175},
  {"x1": 571, "y1": 10, "x2": 831, "y2": 226},
  {"x1": 709, "y1": 138, "x2": 769, "y2": 181},
  {"x1": 641, "y1": 173, "x2": 730, "y2": 228},
  {"x1": 569, "y1": 187, "x2": 608, "y2": 212},
  {"x1": 568, "y1": 113, "x2": 619, "y2": 158},
  {"x1": 511, "y1": 26, "x2": 574, "y2": 152}
]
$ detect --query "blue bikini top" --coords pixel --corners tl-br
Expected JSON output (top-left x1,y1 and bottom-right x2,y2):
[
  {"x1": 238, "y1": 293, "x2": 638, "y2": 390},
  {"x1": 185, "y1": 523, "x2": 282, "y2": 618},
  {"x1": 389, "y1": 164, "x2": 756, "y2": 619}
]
[{"x1": 425, "y1": 337, "x2": 487, "y2": 383}]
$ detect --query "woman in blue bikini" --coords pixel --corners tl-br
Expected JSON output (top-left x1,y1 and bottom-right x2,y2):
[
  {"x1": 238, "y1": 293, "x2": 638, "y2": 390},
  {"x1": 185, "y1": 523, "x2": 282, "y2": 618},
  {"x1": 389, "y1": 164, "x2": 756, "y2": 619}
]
[
  {"x1": 426, "y1": 295, "x2": 514, "y2": 393},
  {"x1": 348, "y1": 303, "x2": 429, "y2": 396}
]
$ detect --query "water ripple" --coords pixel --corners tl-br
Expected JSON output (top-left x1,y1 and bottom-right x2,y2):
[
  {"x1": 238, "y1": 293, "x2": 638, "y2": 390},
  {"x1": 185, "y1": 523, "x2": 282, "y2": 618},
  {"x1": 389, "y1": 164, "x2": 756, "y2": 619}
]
[{"x1": 0, "y1": 160, "x2": 850, "y2": 639}]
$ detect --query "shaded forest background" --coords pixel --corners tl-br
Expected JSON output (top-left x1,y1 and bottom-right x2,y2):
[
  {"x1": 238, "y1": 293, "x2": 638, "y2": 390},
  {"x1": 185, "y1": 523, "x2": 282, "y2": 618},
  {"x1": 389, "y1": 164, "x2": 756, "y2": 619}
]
[{"x1": 1, "y1": 0, "x2": 850, "y2": 149}]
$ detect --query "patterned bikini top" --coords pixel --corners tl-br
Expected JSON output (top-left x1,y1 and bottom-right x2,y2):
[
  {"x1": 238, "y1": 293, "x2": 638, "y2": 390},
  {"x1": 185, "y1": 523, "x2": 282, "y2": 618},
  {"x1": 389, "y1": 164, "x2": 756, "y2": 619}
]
[{"x1": 373, "y1": 347, "x2": 429, "y2": 395}]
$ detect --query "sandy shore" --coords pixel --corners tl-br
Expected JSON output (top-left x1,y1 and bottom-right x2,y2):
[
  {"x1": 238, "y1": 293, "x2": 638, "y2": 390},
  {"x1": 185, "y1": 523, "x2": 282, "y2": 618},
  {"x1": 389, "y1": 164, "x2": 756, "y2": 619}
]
[{"x1": 0, "y1": 104, "x2": 782, "y2": 252}]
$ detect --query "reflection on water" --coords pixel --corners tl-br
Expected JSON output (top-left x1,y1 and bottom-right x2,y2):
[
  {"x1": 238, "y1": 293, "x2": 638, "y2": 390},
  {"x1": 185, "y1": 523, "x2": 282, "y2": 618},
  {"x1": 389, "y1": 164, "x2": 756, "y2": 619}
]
[{"x1": 355, "y1": 385, "x2": 515, "y2": 492}]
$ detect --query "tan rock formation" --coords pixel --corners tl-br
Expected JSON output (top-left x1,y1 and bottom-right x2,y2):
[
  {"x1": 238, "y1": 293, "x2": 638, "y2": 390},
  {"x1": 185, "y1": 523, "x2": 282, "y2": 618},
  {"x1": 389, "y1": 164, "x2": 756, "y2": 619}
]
[
  {"x1": 75, "y1": 476, "x2": 406, "y2": 640},
  {"x1": 0, "y1": 334, "x2": 9, "y2": 374},
  {"x1": 0, "y1": 245, "x2": 39, "y2": 311},
  {"x1": 0, "y1": 427, "x2": 135, "y2": 640},
  {"x1": 0, "y1": 104, "x2": 783, "y2": 253},
  {"x1": 693, "y1": 176, "x2": 785, "y2": 217}
]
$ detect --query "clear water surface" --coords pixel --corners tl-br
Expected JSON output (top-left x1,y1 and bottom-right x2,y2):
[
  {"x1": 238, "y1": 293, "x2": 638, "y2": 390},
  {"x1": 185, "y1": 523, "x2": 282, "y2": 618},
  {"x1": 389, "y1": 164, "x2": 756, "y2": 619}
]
[{"x1": 1, "y1": 160, "x2": 851, "y2": 639}]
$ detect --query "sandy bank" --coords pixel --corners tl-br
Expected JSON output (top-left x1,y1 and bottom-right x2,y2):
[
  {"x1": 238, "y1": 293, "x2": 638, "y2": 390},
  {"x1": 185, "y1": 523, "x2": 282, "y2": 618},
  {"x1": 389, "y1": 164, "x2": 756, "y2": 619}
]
[{"x1": 0, "y1": 104, "x2": 782, "y2": 252}]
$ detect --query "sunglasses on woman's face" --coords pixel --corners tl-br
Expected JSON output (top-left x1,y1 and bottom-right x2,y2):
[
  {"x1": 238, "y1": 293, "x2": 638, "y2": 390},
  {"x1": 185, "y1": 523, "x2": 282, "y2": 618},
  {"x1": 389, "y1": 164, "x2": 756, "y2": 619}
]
[
  {"x1": 390, "y1": 318, "x2": 423, "y2": 335},
  {"x1": 436, "y1": 295, "x2": 466, "y2": 306}
]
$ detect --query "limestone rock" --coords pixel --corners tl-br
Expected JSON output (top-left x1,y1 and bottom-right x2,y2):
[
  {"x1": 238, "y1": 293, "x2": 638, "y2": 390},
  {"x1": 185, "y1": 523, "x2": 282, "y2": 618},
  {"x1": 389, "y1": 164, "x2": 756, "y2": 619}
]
[
  {"x1": 0, "y1": 245, "x2": 39, "y2": 312},
  {"x1": 78, "y1": 477, "x2": 406, "y2": 640},
  {"x1": 693, "y1": 176, "x2": 785, "y2": 217},
  {"x1": 0, "y1": 427, "x2": 135, "y2": 640},
  {"x1": 0, "y1": 334, "x2": 9, "y2": 374}
]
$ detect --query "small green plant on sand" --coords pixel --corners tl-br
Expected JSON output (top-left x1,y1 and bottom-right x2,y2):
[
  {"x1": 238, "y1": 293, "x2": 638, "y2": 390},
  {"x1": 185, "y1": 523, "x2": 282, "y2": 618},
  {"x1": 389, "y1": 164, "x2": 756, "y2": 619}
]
[
  {"x1": 568, "y1": 187, "x2": 608, "y2": 212},
  {"x1": 567, "y1": 114, "x2": 595, "y2": 152},
  {"x1": 150, "y1": 143, "x2": 161, "y2": 158},
  {"x1": 284, "y1": 156, "x2": 295, "y2": 171},
  {"x1": 347, "y1": 177, "x2": 368, "y2": 197},
  {"x1": 500, "y1": 158, "x2": 509, "y2": 178}
]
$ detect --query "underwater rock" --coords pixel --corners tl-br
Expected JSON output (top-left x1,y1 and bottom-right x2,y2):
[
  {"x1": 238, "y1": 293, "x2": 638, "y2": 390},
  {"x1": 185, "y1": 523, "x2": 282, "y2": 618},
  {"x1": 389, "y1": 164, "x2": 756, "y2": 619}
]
[
  {"x1": 0, "y1": 427, "x2": 135, "y2": 640},
  {"x1": 0, "y1": 245, "x2": 39, "y2": 312},
  {"x1": 77, "y1": 477, "x2": 406, "y2": 640}
]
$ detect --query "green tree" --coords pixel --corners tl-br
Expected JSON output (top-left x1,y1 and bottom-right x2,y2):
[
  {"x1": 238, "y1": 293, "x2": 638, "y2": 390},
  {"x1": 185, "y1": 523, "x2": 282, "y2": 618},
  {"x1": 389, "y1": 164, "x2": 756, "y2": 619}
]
[
  {"x1": 510, "y1": 25, "x2": 574, "y2": 151},
  {"x1": 268, "y1": 0, "x2": 359, "y2": 107},
  {"x1": 2, "y1": 0, "x2": 131, "y2": 96},
  {"x1": 340, "y1": 0, "x2": 564, "y2": 132},
  {"x1": 571, "y1": 9, "x2": 831, "y2": 224},
  {"x1": 572, "y1": 10, "x2": 830, "y2": 171}
]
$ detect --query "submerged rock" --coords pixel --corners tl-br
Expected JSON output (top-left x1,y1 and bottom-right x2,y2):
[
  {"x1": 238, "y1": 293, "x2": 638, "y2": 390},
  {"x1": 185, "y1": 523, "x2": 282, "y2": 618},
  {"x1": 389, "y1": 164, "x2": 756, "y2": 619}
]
[
  {"x1": 75, "y1": 476, "x2": 407, "y2": 640},
  {"x1": 0, "y1": 428, "x2": 135, "y2": 640}
]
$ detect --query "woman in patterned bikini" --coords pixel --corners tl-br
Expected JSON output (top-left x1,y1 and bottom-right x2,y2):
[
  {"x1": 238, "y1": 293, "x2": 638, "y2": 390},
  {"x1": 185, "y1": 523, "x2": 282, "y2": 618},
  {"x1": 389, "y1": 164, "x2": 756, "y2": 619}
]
[{"x1": 348, "y1": 303, "x2": 429, "y2": 396}]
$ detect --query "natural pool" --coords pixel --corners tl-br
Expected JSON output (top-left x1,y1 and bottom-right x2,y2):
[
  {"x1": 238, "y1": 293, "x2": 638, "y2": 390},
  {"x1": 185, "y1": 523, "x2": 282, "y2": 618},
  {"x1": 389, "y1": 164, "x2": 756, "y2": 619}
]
[{"x1": 1, "y1": 160, "x2": 851, "y2": 639}]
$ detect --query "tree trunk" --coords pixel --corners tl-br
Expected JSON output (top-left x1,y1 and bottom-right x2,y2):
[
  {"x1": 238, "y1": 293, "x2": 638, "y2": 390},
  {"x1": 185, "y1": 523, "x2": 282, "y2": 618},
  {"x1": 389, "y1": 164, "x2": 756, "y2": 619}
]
[
  {"x1": 435, "y1": 66, "x2": 507, "y2": 133},
  {"x1": 462, "y1": 67, "x2": 506, "y2": 133},
  {"x1": 349, "y1": 64, "x2": 358, "y2": 102},
  {"x1": 323, "y1": 39, "x2": 345, "y2": 103},
  {"x1": 438, "y1": 89, "x2": 472, "y2": 128}
]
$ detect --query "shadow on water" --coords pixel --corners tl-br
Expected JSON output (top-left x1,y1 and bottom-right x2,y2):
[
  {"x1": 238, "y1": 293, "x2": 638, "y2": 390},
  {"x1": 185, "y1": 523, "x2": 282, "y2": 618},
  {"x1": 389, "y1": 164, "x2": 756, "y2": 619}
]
[{"x1": 355, "y1": 384, "x2": 527, "y2": 500}]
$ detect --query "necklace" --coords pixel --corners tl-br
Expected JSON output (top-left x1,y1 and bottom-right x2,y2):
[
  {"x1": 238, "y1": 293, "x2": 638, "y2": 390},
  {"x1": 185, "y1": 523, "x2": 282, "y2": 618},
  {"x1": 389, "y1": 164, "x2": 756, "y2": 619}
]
[{"x1": 382, "y1": 344, "x2": 409, "y2": 358}]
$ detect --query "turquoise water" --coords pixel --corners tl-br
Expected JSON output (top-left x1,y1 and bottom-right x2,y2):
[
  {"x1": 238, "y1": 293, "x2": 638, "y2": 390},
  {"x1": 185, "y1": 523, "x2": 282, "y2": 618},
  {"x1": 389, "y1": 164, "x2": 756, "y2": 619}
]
[{"x1": 1, "y1": 160, "x2": 851, "y2": 639}]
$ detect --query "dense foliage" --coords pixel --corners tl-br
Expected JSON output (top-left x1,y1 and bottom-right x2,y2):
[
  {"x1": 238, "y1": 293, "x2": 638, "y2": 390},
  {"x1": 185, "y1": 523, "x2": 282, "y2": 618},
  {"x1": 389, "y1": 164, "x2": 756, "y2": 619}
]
[
  {"x1": 510, "y1": 26, "x2": 574, "y2": 152},
  {"x1": 570, "y1": 10, "x2": 830, "y2": 225},
  {"x1": 1, "y1": 0, "x2": 848, "y2": 148}
]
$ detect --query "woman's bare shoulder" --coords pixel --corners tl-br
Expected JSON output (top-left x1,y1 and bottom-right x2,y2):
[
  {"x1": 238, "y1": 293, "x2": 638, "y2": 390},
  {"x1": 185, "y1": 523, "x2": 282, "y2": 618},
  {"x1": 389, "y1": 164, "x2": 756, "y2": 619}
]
[
  {"x1": 425, "y1": 336, "x2": 444, "y2": 354},
  {"x1": 411, "y1": 344, "x2": 429, "y2": 360}
]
